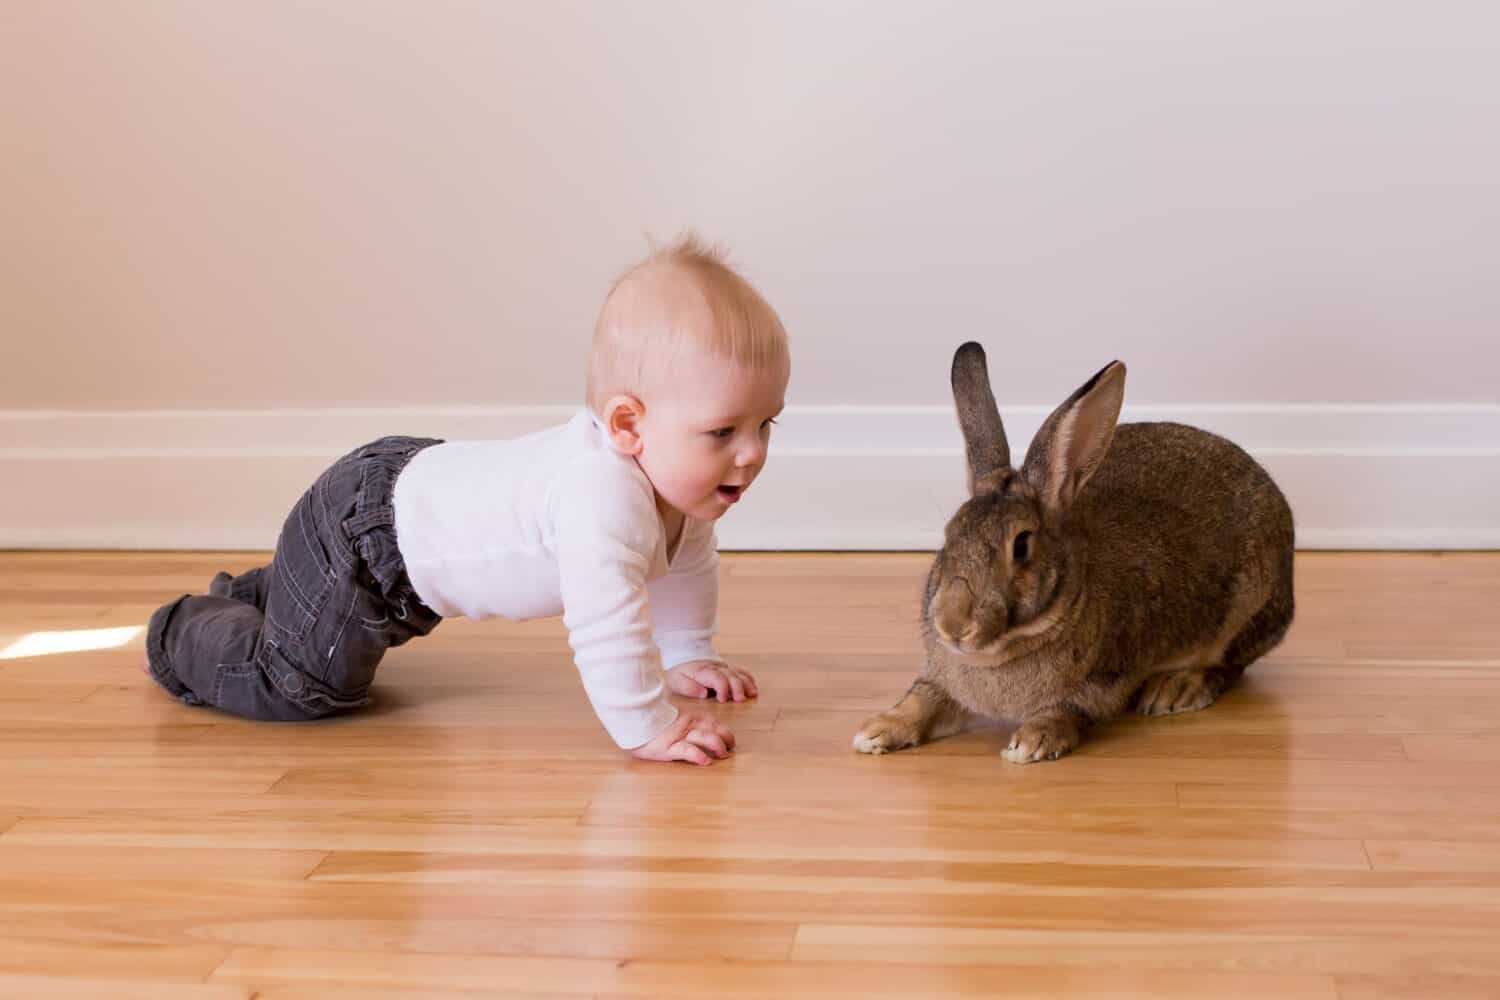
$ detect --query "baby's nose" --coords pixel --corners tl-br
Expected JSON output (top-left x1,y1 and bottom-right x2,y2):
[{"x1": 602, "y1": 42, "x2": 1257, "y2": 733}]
[{"x1": 735, "y1": 441, "x2": 766, "y2": 467}]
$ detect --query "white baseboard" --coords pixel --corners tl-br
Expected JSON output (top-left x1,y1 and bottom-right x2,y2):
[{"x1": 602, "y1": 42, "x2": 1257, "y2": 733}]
[{"x1": 3, "y1": 403, "x2": 1498, "y2": 550}]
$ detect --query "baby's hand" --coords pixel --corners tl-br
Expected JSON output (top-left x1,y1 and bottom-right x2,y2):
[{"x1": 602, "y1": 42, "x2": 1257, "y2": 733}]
[
  {"x1": 631, "y1": 709, "x2": 736, "y2": 766},
  {"x1": 666, "y1": 660, "x2": 759, "y2": 703}
]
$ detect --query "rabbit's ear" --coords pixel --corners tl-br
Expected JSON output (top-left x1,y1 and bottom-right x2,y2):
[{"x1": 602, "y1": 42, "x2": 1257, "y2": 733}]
[
  {"x1": 1025, "y1": 361, "x2": 1126, "y2": 511},
  {"x1": 952, "y1": 342, "x2": 1011, "y2": 493}
]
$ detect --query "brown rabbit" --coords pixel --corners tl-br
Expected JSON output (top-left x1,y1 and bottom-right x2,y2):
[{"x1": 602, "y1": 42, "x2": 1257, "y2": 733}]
[{"x1": 854, "y1": 342, "x2": 1294, "y2": 763}]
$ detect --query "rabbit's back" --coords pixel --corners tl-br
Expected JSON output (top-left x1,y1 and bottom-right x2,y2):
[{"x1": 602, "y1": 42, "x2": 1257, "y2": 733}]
[
  {"x1": 1081, "y1": 422, "x2": 1288, "y2": 536},
  {"x1": 1071, "y1": 421, "x2": 1293, "y2": 664}
]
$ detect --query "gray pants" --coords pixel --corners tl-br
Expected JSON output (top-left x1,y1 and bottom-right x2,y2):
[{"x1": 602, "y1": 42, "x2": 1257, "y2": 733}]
[{"x1": 145, "y1": 436, "x2": 442, "y2": 720}]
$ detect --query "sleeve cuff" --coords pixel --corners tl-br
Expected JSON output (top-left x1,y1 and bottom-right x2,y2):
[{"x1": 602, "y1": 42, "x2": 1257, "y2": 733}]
[
  {"x1": 602, "y1": 699, "x2": 681, "y2": 750},
  {"x1": 655, "y1": 635, "x2": 721, "y2": 671}
]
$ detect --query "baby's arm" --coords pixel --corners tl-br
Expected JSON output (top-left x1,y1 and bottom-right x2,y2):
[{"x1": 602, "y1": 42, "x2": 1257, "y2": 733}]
[
  {"x1": 648, "y1": 520, "x2": 758, "y2": 703},
  {"x1": 555, "y1": 461, "x2": 737, "y2": 762}
]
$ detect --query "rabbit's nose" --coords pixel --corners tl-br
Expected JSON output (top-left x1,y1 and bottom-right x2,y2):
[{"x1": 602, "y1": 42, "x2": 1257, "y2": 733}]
[
  {"x1": 932, "y1": 580, "x2": 980, "y2": 647},
  {"x1": 934, "y1": 618, "x2": 979, "y2": 648}
]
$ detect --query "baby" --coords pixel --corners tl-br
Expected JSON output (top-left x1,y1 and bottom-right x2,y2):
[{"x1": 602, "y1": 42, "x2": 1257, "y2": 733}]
[{"x1": 142, "y1": 236, "x2": 790, "y2": 765}]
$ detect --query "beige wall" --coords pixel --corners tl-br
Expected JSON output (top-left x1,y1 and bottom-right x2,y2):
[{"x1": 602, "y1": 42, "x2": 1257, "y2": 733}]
[
  {"x1": 4, "y1": 2, "x2": 1498, "y2": 549},
  {"x1": 5, "y1": 1, "x2": 1497, "y2": 411}
]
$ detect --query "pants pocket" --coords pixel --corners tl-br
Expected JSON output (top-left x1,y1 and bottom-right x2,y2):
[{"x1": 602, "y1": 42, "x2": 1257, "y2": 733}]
[
  {"x1": 211, "y1": 656, "x2": 322, "y2": 722},
  {"x1": 266, "y1": 638, "x2": 373, "y2": 713}
]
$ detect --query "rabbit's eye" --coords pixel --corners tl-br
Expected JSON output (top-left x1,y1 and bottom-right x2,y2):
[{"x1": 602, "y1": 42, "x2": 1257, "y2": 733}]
[{"x1": 1012, "y1": 531, "x2": 1032, "y2": 562}]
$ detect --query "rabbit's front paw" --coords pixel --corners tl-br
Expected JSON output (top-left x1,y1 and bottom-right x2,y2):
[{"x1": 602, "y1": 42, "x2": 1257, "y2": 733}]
[
  {"x1": 853, "y1": 712, "x2": 923, "y2": 755},
  {"x1": 1004, "y1": 716, "x2": 1079, "y2": 763}
]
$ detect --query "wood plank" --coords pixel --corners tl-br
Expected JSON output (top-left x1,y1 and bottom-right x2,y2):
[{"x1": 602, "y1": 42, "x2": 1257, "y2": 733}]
[
  {"x1": 0, "y1": 843, "x2": 327, "y2": 881},
  {"x1": 1335, "y1": 975, "x2": 1500, "y2": 999},
  {"x1": 0, "y1": 977, "x2": 250, "y2": 1000},
  {"x1": 208, "y1": 947, "x2": 1340, "y2": 999},
  {"x1": 0, "y1": 939, "x2": 231, "y2": 983},
  {"x1": 1365, "y1": 840, "x2": 1500, "y2": 872},
  {"x1": 4, "y1": 870, "x2": 1500, "y2": 940},
  {"x1": 4, "y1": 812, "x2": 1371, "y2": 870},
  {"x1": 0, "y1": 761, "x2": 287, "y2": 798},
  {"x1": 791, "y1": 923, "x2": 1500, "y2": 977},
  {"x1": 1401, "y1": 733, "x2": 1500, "y2": 762},
  {"x1": 1177, "y1": 782, "x2": 1500, "y2": 813}
]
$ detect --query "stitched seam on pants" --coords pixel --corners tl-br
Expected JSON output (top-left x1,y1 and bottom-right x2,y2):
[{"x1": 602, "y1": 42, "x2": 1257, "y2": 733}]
[
  {"x1": 283, "y1": 504, "x2": 330, "y2": 620},
  {"x1": 319, "y1": 468, "x2": 357, "y2": 572},
  {"x1": 324, "y1": 586, "x2": 357, "y2": 665},
  {"x1": 213, "y1": 661, "x2": 257, "y2": 708}
]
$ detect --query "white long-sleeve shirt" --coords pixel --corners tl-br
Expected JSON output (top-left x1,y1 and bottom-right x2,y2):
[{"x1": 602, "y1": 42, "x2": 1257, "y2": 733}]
[{"x1": 390, "y1": 411, "x2": 719, "y2": 748}]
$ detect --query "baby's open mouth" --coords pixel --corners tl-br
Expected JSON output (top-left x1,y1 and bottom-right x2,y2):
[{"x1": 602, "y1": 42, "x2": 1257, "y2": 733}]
[{"x1": 717, "y1": 485, "x2": 744, "y2": 503}]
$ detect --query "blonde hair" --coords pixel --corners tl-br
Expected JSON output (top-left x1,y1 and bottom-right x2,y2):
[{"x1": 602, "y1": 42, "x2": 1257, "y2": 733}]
[{"x1": 586, "y1": 234, "x2": 790, "y2": 414}]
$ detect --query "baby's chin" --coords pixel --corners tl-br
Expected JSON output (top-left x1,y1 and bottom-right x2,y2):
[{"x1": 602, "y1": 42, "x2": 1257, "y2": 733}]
[
  {"x1": 694, "y1": 503, "x2": 732, "y2": 521},
  {"x1": 690, "y1": 498, "x2": 736, "y2": 521}
]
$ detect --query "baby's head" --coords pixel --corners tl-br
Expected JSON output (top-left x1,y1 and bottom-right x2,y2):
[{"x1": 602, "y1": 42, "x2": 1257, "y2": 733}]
[{"x1": 588, "y1": 236, "x2": 790, "y2": 522}]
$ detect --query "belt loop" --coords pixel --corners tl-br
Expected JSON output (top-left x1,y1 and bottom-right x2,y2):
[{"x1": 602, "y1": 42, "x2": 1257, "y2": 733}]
[{"x1": 341, "y1": 508, "x2": 395, "y2": 540}]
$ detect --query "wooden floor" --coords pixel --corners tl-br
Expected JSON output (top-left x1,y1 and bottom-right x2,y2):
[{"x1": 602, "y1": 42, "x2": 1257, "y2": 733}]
[{"x1": 1, "y1": 552, "x2": 1499, "y2": 998}]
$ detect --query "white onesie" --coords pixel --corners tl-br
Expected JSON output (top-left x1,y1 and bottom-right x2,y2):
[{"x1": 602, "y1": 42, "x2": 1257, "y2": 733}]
[{"x1": 391, "y1": 411, "x2": 718, "y2": 748}]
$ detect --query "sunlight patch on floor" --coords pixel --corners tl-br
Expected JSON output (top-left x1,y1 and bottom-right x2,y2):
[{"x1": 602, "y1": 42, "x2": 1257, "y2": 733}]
[{"x1": 0, "y1": 625, "x2": 144, "y2": 660}]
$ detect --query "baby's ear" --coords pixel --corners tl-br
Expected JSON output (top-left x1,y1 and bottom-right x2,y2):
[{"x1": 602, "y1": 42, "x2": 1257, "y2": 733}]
[{"x1": 602, "y1": 395, "x2": 646, "y2": 455}]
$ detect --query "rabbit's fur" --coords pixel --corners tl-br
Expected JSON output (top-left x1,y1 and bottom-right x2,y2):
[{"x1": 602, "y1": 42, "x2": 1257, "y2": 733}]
[{"x1": 854, "y1": 342, "x2": 1294, "y2": 763}]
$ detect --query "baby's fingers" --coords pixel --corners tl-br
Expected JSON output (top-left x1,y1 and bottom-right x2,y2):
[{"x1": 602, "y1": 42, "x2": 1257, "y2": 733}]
[
  {"x1": 668, "y1": 670, "x2": 711, "y2": 699},
  {"x1": 687, "y1": 665, "x2": 728, "y2": 702},
  {"x1": 687, "y1": 728, "x2": 731, "y2": 759},
  {"x1": 702, "y1": 667, "x2": 741, "y2": 702},
  {"x1": 671, "y1": 740, "x2": 713, "y2": 766},
  {"x1": 698, "y1": 665, "x2": 751, "y2": 703},
  {"x1": 724, "y1": 670, "x2": 750, "y2": 702},
  {"x1": 716, "y1": 665, "x2": 757, "y2": 701}
]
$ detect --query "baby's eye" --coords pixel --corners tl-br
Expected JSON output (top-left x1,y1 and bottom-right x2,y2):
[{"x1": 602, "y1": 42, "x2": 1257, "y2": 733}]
[
  {"x1": 710, "y1": 426, "x2": 735, "y2": 439},
  {"x1": 760, "y1": 417, "x2": 778, "y2": 431}
]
